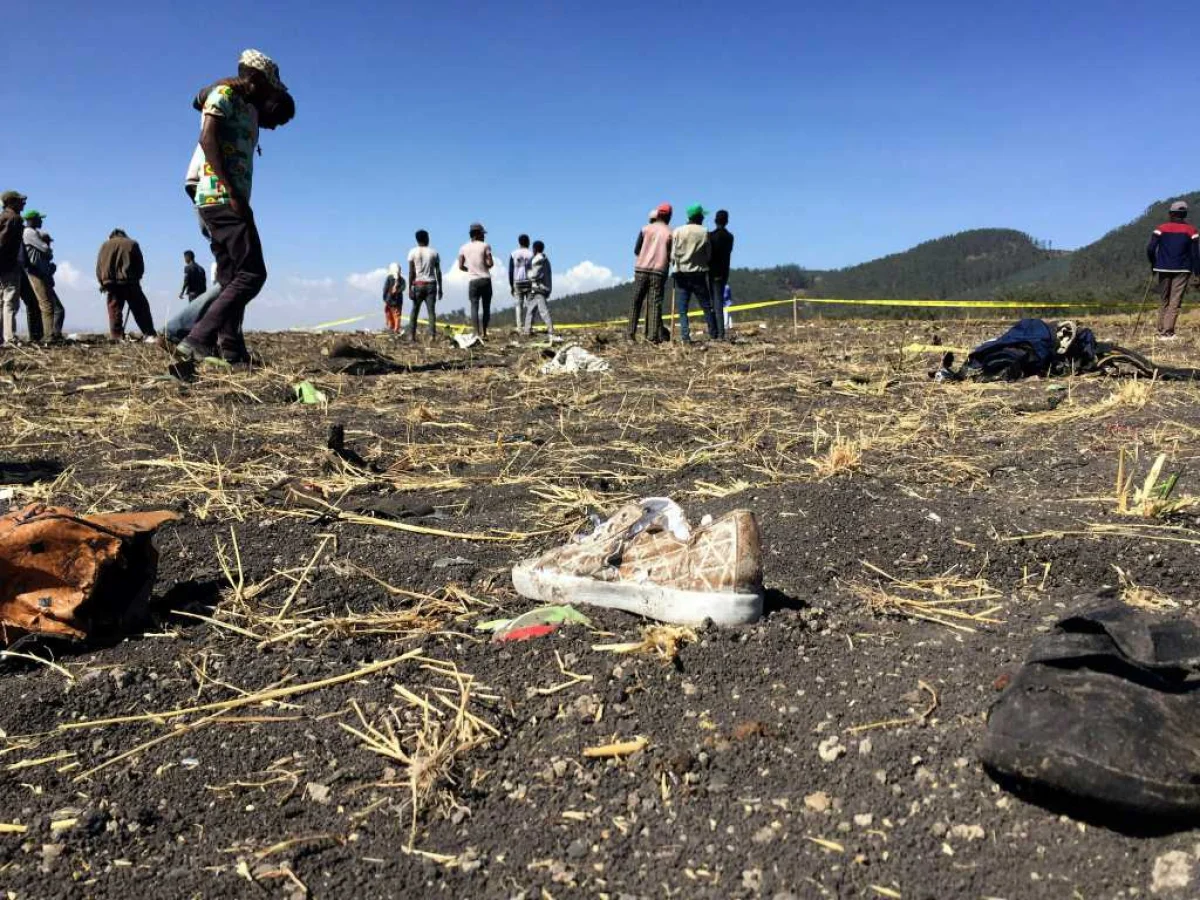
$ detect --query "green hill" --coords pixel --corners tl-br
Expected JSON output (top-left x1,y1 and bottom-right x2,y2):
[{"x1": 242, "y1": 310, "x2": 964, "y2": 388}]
[
  {"x1": 547, "y1": 193, "x2": 1199, "y2": 322},
  {"x1": 813, "y1": 228, "x2": 1057, "y2": 300},
  {"x1": 997, "y1": 192, "x2": 1200, "y2": 305}
]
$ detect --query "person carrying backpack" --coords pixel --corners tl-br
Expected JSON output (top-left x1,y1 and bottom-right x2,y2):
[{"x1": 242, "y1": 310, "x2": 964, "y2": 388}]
[
  {"x1": 1147, "y1": 200, "x2": 1200, "y2": 340},
  {"x1": 21, "y1": 210, "x2": 64, "y2": 343}
]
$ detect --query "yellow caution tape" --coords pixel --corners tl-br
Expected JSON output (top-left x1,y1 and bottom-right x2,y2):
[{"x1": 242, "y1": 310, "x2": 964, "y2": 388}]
[
  {"x1": 903, "y1": 343, "x2": 968, "y2": 354},
  {"x1": 298, "y1": 314, "x2": 371, "y2": 331},
  {"x1": 796, "y1": 297, "x2": 1144, "y2": 310},
  {"x1": 300, "y1": 295, "x2": 1141, "y2": 335}
]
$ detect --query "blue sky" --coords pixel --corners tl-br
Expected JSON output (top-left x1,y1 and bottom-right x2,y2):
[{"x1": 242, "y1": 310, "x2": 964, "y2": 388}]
[{"x1": 0, "y1": 0, "x2": 1186, "y2": 329}]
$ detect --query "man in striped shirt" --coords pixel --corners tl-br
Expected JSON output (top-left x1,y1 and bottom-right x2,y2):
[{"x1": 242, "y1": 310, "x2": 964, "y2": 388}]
[{"x1": 1147, "y1": 200, "x2": 1200, "y2": 340}]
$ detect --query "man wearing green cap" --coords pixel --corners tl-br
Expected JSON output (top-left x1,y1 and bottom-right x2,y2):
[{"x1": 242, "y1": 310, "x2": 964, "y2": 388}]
[
  {"x1": 671, "y1": 205, "x2": 717, "y2": 342},
  {"x1": 0, "y1": 191, "x2": 26, "y2": 346},
  {"x1": 21, "y1": 210, "x2": 65, "y2": 343}
]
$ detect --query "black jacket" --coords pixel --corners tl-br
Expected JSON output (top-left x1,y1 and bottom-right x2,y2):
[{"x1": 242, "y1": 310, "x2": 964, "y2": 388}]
[
  {"x1": 181, "y1": 261, "x2": 207, "y2": 297},
  {"x1": 0, "y1": 209, "x2": 21, "y2": 270},
  {"x1": 708, "y1": 226, "x2": 734, "y2": 278}
]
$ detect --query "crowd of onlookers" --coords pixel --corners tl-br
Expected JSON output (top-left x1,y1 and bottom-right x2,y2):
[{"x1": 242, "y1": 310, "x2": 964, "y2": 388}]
[
  {"x1": 0, "y1": 191, "x2": 66, "y2": 346},
  {"x1": 381, "y1": 225, "x2": 554, "y2": 341},
  {"x1": 629, "y1": 204, "x2": 734, "y2": 343},
  {"x1": 2, "y1": 47, "x2": 739, "y2": 367},
  {"x1": 0, "y1": 191, "x2": 159, "y2": 347}
]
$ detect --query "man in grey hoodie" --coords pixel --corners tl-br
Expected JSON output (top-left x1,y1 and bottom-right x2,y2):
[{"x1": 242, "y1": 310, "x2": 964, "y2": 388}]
[{"x1": 522, "y1": 240, "x2": 554, "y2": 339}]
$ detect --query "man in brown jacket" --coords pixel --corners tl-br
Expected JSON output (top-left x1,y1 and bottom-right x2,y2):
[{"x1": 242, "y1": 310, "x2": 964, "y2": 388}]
[{"x1": 96, "y1": 229, "x2": 156, "y2": 341}]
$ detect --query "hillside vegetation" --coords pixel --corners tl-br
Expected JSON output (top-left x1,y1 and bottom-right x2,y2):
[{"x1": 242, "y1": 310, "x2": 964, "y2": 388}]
[{"x1": 548, "y1": 193, "x2": 1200, "y2": 321}]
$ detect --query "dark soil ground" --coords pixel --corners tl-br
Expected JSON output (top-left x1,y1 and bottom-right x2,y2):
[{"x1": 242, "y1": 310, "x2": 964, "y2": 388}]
[{"x1": 3, "y1": 316, "x2": 1200, "y2": 899}]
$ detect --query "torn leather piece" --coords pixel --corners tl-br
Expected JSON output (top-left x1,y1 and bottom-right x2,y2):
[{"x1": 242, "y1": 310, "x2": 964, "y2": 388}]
[{"x1": 0, "y1": 504, "x2": 178, "y2": 646}]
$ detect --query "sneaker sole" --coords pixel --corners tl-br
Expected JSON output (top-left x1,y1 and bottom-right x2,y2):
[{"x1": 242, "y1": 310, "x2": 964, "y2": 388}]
[{"x1": 512, "y1": 562, "x2": 763, "y2": 626}]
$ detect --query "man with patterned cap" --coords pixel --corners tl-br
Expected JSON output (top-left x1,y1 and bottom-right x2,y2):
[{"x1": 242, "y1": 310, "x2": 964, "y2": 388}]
[
  {"x1": 175, "y1": 49, "x2": 290, "y2": 371},
  {"x1": 628, "y1": 203, "x2": 673, "y2": 343},
  {"x1": 0, "y1": 191, "x2": 25, "y2": 346}
]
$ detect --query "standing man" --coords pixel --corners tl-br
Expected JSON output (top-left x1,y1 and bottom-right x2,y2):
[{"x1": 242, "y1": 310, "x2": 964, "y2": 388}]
[
  {"x1": 383, "y1": 262, "x2": 404, "y2": 333},
  {"x1": 1147, "y1": 200, "x2": 1200, "y2": 340},
  {"x1": 407, "y1": 230, "x2": 442, "y2": 341},
  {"x1": 523, "y1": 240, "x2": 554, "y2": 339},
  {"x1": 0, "y1": 191, "x2": 26, "y2": 347},
  {"x1": 509, "y1": 234, "x2": 533, "y2": 331},
  {"x1": 21, "y1": 210, "x2": 65, "y2": 343},
  {"x1": 180, "y1": 250, "x2": 207, "y2": 302},
  {"x1": 671, "y1": 204, "x2": 717, "y2": 343},
  {"x1": 457, "y1": 223, "x2": 494, "y2": 338},
  {"x1": 177, "y1": 49, "x2": 289, "y2": 366},
  {"x1": 707, "y1": 210, "x2": 733, "y2": 340},
  {"x1": 97, "y1": 229, "x2": 157, "y2": 341},
  {"x1": 167, "y1": 261, "x2": 221, "y2": 344},
  {"x1": 628, "y1": 203, "x2": 673, "y2": 343}
]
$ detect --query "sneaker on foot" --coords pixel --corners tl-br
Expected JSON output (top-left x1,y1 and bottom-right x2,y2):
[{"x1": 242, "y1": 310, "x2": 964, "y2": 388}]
[
  {"x1": 175, "y1": 339, "x2": 215, "y2": 362},
  {"x1": 512, "y1": 497, "x2": 764, "y2": 626},
  {"x1": 1157, "y1": 333, "x2": 1178, "y2": 342}
]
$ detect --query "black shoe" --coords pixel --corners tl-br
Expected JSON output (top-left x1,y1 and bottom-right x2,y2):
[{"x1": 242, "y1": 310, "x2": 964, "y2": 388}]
[{"x1": 168, "y1": 359, "x2": 198, "y2": 382}]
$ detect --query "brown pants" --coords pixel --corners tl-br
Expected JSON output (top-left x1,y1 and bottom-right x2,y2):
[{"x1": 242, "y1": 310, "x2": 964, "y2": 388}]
[
  {"x1": 25, "y1": 273, "x2": 64, "y2": 340},
  {"x1": 106, "y1": 283, "x2": 156, "y2": 338},
  {"x1": 1157, "y1": 272, "x2": 1190, "y2": 336}
]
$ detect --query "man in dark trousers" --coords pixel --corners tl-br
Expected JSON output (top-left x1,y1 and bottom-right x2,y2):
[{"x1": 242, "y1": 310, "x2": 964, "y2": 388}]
[
  {"x1": 708, "y1": 209, "x2": 734, "y2": 340},
  {"x1": 457, "y1": 223, "x2": 494, "y2": 338},
  {"x1": 180, "y1": 250, "x2": 207, "y2": 301},
  {"x1": 177, "y1": 49, "x2": 290, "y2": 366},
  {"x1": 97, "y1": 229, "x2": 157, "y2": 341},
  {"x1": 671, "y1": 204, "x2": 717, "y2": 343},
  {"x1": 407, "y1": 230, "x2": 442, "y2": 341},
  {"x1": 0, "y1": 190, "x2": 26, "y2": 346},
  {"x1": 1147, "y1": 200, "x2": 1200, "y2": 340},
  {"x1": 628, "y1": 204, "x2": 672, "y2": 343}
]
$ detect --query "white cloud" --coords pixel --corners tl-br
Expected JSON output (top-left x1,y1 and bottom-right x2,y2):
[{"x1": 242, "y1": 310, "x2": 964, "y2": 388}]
[
  {"x1": 346, "y1": 267, "x2": 389, "y2": 293},
  {"x1": 288, "y1": 275, "x2": 335, "y2": 289},
  {"x1": 556, "y1": 260, "x2": 626, "y2": 297},
  {"x1": 56, "y1": 261, "x2": 83, "y2": 288}
]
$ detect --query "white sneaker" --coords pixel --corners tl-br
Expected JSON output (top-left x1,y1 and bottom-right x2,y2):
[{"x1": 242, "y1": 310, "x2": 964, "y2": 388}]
[{"x1": 512, "y1": 498, "x2": 764, "y2": 626}]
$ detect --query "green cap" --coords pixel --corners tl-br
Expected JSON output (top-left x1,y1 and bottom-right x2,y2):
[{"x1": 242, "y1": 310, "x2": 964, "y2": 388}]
[
  {"x1": 22, "y1": 209, "x2": 44, "y2": 220},
  {"x1": 686, "y1": 204, "x2": 707, "y2": 219}
]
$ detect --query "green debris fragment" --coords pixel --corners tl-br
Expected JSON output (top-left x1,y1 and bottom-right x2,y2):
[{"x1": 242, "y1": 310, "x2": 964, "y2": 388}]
[{"x1": 293, "y1": 381, "x2": 328, "y2": 405}]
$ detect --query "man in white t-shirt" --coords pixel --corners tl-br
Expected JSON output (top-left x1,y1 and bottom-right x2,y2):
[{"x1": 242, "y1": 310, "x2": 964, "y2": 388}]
[
  {"x1": 509, "y1": 234, "x2": 533, "y2": 330},
  {"x1": 457, "y1": 222, "x2": 494, "y2": 338},
  {"x1": 406, "y1": 229, "x2": 442, "y2": 341}
]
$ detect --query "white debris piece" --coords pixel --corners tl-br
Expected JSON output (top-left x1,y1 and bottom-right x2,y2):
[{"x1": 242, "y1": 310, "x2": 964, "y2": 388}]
[
  {"x1": 1152, "y1": 850, "x2": 1193, "y2": 894},
  {"x1": 539, "y1": 345, "x2": 611, "y2": 375}
]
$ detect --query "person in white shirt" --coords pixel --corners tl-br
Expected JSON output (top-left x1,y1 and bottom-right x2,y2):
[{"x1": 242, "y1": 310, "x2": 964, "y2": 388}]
[
  {"x1": 457, "y1": 222, "x2": 494, "y2": 338},
  {"x1": 406, "y1": 229, "x2": 442, "y2": 341},
  {"x1": 509, "y1": 234, "x2": 533, "y2": 330}
]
